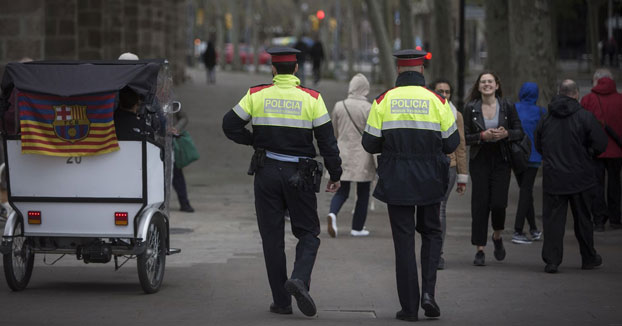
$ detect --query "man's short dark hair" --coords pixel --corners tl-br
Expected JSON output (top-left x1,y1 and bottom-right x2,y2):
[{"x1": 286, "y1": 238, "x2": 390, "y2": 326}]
[
  {"x1": 429, "y1": 79, "x2": 453, "y2": 94},
  {"x1": 272, "y1": 62, "x2": 297, "y2": 75},
  {"x1": 119, "y1": 87, "x2": 140, "y2": 110},
  {"x1": 559, "y1": 79, "x2": 578, "y2": 97}
]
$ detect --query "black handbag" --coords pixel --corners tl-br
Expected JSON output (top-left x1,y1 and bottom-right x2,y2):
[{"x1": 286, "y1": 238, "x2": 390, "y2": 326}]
[{"x1": 508, "y1": 134, "x2": 531, "y2": 173}]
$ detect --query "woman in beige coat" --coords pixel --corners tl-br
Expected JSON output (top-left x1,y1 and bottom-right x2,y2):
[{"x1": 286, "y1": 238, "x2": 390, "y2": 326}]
[{"x1": 327, "y1": 73, "x2": 376, "y2": 237}]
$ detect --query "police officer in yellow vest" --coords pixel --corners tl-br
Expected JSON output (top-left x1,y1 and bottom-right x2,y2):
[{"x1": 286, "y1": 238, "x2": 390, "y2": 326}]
[
  {"x1": 222, "y1": 47, "x2": 342, "y2": 317},
  {"x1": 362, "y1": 49, "x2": 459, "y2": 322}
]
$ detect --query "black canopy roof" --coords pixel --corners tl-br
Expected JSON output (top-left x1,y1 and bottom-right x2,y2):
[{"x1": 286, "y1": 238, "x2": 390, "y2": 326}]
[{"x1": 1, "y1": 60, "x2": 163, "y2": 98}]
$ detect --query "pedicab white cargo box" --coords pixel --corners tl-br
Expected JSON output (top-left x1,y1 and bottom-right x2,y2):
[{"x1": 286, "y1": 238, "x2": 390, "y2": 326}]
[{"x1": 0, "y1": 59, "x2": 181, "y2": 293}]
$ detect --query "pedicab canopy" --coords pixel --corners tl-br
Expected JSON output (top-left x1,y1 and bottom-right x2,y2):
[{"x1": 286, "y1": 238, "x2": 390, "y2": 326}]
[{"x1": 0, "y1": 60, "x2": 164, "y2": 157}]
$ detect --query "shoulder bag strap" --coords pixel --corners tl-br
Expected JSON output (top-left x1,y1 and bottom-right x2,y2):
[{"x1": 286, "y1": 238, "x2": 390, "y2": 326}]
[
  {"x1": 342, "y1": 100, "x2": 364, "y2": 136},
  {"x1": 597, "y1": 95, "x2": 622, "y2": 148}
]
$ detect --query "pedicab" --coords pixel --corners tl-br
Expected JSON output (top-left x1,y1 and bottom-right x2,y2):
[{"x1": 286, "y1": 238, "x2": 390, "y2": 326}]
[{"x1": 0, "y1": 59, "x2": 181, "y2": 293}]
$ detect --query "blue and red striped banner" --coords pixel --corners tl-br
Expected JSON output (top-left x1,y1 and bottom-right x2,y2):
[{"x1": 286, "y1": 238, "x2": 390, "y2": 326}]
[{"x1": 18, "y1": 91, "x2": 120, "y2": 156}]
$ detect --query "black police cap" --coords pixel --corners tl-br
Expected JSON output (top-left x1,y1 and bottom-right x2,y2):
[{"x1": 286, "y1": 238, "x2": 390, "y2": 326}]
[
  {"x1": 267, "y1": 46, "x2": 300, "y2": 63},
  {"x1": 393, "y1": 48, "x2": 432, "y2": 66},
  {"x1": 393, "y1": 49, "x2": 428, "y2": 59}
]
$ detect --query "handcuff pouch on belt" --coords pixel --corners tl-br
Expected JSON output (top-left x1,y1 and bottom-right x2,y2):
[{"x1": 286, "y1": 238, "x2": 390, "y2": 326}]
[
  {"x1": 247, "y1": 148, "x2": 266, "y2": 175},
  {"x1": 288, "y1": 158, "x2": 323, "y2": 193}
]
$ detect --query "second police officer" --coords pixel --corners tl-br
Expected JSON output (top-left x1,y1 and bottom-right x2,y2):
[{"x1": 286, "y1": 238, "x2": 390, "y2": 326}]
[
  {"x1": 222, "y1": 47, "x2": 342, "y2": 317},
  {"x1": 362, "y1": 49, "x2": 459, "y2": 321}
]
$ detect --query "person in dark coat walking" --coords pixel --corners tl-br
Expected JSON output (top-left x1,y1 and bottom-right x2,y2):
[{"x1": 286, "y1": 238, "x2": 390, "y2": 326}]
[
  {"x1": 203, "y1": 40, "x2": 217, "y2": 84},
  {"x1": 580, "y1": 69, "x2": 622, "y2": 231},
  {"x1": 293, "y1": 37, "x2": 309, "y2": 85},
  {"x1": 535, "y1": 79, "x2": 608, "y2": 274},
  {"x1": 309, "y1": 39, "x2": 324, "y2": 85}
]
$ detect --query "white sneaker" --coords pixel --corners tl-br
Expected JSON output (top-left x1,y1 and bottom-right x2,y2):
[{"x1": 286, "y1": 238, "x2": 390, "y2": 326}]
[
  {"x1": 327, "y1": 213, "x2": 337, "y2": 238},
  {"x1": 350, "y1": 228, "x2": 370, "y2": 237}
]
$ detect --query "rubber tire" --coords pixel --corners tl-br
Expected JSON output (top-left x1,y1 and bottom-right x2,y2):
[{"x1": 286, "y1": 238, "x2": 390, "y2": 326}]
[
  {"x1": 137, "y1": 215, "x2": 167, "y2": 294},
  {"x1": 3, "y1": 220, "x2": 34, "y2": 291}
]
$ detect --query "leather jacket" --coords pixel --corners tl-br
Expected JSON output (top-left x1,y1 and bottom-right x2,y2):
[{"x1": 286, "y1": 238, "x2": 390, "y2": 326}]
[{"x1": 463, "y1": 97, "x2": 524, "y2": 160}]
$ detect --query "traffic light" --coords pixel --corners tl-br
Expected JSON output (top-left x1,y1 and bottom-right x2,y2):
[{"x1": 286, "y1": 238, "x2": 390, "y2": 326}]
[
  {"x1": 329, "y1": 18, "x2": 337, "y2": 31},
  {"x1": 225, "y1": 13, "x2": 233, "y2": 30},
  {"x1": 310, "y1": 15, "x2": 319, "y2": 31}
]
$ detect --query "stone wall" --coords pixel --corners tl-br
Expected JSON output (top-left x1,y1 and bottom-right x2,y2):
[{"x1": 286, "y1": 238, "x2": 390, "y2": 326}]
[
  {"x1": 0, "y1": 0, "x2": 188, "y2": 83},
  {"x1": 0, "y1": 0, "x2": 45, "y2": 76}
]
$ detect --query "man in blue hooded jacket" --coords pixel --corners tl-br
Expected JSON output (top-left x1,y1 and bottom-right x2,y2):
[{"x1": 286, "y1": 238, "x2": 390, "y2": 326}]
[{"x1": 512, "y1": 82, "x2": 545, "y2": 244}]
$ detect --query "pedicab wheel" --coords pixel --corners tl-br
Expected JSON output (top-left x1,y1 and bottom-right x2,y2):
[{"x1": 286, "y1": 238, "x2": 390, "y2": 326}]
[
  {"x1": 137, "y1": 215, "x2": 166, "y2": 294},
  {"x1": 3, "y1": 220, "x2": 34, "y2": 291}
]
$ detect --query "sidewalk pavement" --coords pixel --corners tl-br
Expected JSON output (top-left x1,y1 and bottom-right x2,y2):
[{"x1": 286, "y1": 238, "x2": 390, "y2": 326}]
[{"x1": 0, "y1": 67, "x2": 620, "y2": 326}]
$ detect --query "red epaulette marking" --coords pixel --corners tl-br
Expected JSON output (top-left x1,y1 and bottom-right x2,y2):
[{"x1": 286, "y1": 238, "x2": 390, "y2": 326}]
[
  {"x1": 424, "y1": 87, "x2": 446, "y2": 105},
  {"x1": 250, "y1": 84, "x2": 274, "y2": 94},
  {"x1": 375, "y1": 87, "x2": 396, "y2": 104},
  {"x1": 296, "y1": 86, "x2": 320, "y2": 99}
]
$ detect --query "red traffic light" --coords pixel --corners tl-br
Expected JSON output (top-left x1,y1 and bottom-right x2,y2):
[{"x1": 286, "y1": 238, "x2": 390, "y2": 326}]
[
  {"x1": 316, "y1": 10, "x2": 325, "y2": 20},
  {"x1": 425, "y1": 52, "x2": 432, "y2": 60}
]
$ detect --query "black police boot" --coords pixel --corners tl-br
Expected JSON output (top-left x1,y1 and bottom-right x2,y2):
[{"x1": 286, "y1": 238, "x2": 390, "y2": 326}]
[
  {"x1": 269, "y1": 303, "x2": 293, "y2": 315},
  {"x1": 544, "y1": 264, "x2": 558, "y2": 273},
  {"x1": 421, "y1": 293, "x2": 440, "y2": 318},
  {"x1": 284, "y1": 279, "x2": 316, "y2": 317},
  {"x1": 395, "y1": 310, "x2": 418, "y2": 322},
  {"x1": 581, "y1": 254, "x2": 602, "y2": 270}
]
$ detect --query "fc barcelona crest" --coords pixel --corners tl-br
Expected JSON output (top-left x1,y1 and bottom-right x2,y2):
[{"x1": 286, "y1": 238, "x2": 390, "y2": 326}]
[{"x1": 52, "y1": 105, "x2": 90, "y2": 143}]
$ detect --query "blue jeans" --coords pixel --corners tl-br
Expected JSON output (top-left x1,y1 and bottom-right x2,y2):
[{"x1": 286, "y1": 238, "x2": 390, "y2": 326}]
[
  {"x1": 440, "y1": 166, "x2": 457, "y2": 254},
  {"x1": 329, "y1": 181, "x2": 371, "y2": 231}
]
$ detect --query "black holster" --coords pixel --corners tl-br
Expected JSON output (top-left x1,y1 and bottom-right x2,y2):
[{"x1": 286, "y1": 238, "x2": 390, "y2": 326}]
[
  {"x1": 288, "y1": 158, "x2": 323, "y2": 193},
  {"x1": 247, "y1": 148, "x2": 266, "y2": 175}
]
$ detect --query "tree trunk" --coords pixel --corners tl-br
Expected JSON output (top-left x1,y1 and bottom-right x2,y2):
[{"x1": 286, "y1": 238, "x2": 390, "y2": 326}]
[
  {"x1": 230, "y1": 0, "x2": 242, "y2": 71},
  {"x1": 252, "y1": 0, "x2": 260, "y2": 73},
  {"x1": 484, "y1": 0, "x2": 512, "y2": 97},
  {"x1": 457, "y1": 0, "x2": 466, "y2": 110},
  {"x1": 399, "y1": 0, "x2": 414, "y2": 50},
  {"x1": 345, "y1": 0, "x2": 355, "y2": 79},
  {"x1": 430, "y1": 0, "x2": 456, "y2": 87},
  {"x1": 383, "y1": 0, "x2": 395, "y2": 46},
  {"x1": 292, "y1": 0, "x2": 303, "y2": 38},
  {"x1": 587, "y1": 0, "x2": 604, "y2": 71},
  {"x1": 213, "y1": 0, "x2": 226, "y2": 69},
  {"x1": 365, "y1": 0, "x2": 396, "y2": 88},
  {"x1": 508, "y1": 0, "x2": 556, "y2": 105}
]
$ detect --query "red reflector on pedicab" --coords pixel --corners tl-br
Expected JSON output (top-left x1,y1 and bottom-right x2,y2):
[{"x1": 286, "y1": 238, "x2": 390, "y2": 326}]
[
  {"x1": 115, "y1": 212, "x2": 129, "y2": 226},
  {"x1": 28, "y1": 211, "x2": 41, "y2": 224}
]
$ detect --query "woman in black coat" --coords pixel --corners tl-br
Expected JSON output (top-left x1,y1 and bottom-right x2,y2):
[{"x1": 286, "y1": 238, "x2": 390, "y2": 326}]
[{"x1": 463, "y1": 72, "x2": 524, "y2": 266}]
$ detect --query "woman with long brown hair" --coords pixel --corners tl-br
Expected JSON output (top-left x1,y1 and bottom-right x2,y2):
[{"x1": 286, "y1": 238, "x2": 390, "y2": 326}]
[{"x1": 463, "y1": 72, "x2": 524, "y2": 266}]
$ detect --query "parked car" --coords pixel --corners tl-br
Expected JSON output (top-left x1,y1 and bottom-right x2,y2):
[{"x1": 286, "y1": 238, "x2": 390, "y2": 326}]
[{"x1": 225, "y1": 44, "x2": 270, "y2": 65}]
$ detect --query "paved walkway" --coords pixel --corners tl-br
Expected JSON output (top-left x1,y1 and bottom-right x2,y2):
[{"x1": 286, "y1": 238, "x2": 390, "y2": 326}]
[{"x1": 0, "y1": 67, "x2": 620, "y2": 326}]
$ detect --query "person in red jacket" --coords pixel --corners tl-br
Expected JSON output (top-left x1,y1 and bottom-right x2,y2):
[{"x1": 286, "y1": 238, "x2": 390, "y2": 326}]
[{"x1": 580, "y1": 68, "x2": 622, "y2": 231}]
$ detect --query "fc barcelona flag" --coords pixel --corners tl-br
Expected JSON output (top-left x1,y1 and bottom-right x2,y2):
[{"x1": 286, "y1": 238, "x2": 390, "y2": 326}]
[{"x1": 18, "y1": 91, "x2": 120, "y2": 156}]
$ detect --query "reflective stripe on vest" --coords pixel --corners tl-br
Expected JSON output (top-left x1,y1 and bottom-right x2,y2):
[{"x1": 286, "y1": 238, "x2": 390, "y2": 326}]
[
  {"x1": 233, "y1": 104, "x2": 250, "y2": 121},
  {"x1": 312, "y1": 113, "x2": 330, "y2": 127},
  {"x1": 364, "y1": 124, "x2": 382, "y2": 137},
  {"x1": 441, "y1": 122, "x2": 457, "y2": 139},
  {"x1": 252, "y1": 116, "x2": 313, "y2": 129}
]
